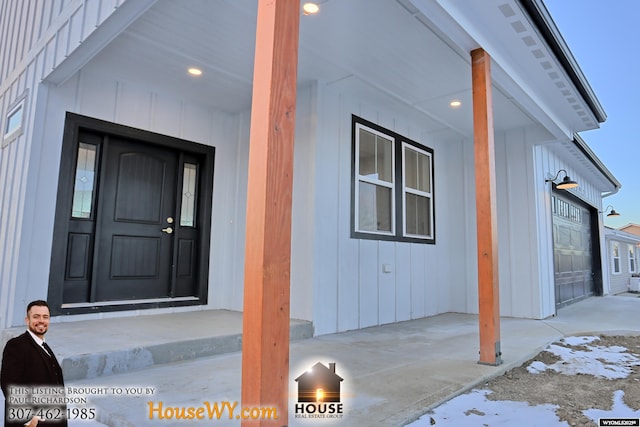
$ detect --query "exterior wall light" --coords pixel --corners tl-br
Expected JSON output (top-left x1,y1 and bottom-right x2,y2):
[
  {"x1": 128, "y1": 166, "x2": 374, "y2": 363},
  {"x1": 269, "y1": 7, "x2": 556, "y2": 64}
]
[
  {"x1": 545, "y1": 169, "x2": 578, "y2": 190},
  {"x1": 602, "y1": 205, "x2": 621, "y2": 217},
  {"x1": 303, "y1": 3, "x2": 319, "y2": 15}
]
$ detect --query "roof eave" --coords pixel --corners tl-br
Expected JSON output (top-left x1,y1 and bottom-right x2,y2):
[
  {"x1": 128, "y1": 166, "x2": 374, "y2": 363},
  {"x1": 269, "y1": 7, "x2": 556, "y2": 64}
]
[
  {"x1": 572, "y1": 133, "x2": 621, "y2": 193},
  {"x1": 517, "y1": 0, "x2": 607, "y2": 123}
]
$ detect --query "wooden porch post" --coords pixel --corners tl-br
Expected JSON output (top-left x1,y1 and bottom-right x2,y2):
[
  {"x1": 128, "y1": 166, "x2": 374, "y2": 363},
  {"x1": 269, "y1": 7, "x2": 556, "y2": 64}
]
[
  {"x1": 241, "y1": 0, "x2": 300, "y2": 425},
  {"x1": 471, "y1": 48, "x2": 502, "y2": 366}
]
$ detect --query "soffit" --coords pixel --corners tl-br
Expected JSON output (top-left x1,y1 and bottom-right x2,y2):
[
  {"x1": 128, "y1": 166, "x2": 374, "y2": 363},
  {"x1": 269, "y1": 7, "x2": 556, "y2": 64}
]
[
  {"x1": 84, "y1": 0, "x2": 543, "y2": 139},
  {"x1": 415, "y1": 0, "x2": 602, "y2": 137}
]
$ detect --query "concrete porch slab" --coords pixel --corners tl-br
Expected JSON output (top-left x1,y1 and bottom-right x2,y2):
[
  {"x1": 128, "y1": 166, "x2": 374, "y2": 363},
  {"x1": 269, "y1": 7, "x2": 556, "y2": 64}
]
[
  {"x1": 4, "y1": 295, "x2": 640, "y2": 426},
  {"x1": 1, "y1": 309, "x2": 313, "y2": 381}
]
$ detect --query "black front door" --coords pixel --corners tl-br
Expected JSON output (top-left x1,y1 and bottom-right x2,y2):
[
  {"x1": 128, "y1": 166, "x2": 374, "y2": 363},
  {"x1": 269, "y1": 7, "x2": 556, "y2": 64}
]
[
  {"x1": 94, "y1": 139, "x2": 177, "y2": 301},
  {"x1": 48, "y1": 113, "x2": 215, "y2": 314}
]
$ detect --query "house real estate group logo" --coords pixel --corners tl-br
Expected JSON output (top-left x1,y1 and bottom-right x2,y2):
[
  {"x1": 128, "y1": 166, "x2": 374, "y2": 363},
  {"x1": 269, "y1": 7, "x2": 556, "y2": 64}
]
[{"x1": 293, "y1": 361, "x2": 346, "y2": 422}]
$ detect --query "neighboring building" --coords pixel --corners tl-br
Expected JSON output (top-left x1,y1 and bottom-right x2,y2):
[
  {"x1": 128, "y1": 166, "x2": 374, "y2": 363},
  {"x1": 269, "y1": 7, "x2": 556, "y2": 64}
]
[
  {"x1": 0, "y1": 0, "x2": 622, "y2": 341},
  {"x1": 604, "y1": 227, "x2": 640, "y2": 294},
  {"x1": 619, "y1": 224, "x2": 640, "y2": 237}
]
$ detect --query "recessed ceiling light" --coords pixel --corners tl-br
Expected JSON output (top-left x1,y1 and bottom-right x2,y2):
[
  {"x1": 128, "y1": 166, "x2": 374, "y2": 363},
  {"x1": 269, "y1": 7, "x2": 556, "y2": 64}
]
[
  {"x1": 302, "y1": 2, "x2": 319, "y2": 15},
  {"x1": 188, "y1": 68, "x2": 202, "y2": 76},
  {"x1": 450, "y1": 100, "x2": 462, "y2": 108}
]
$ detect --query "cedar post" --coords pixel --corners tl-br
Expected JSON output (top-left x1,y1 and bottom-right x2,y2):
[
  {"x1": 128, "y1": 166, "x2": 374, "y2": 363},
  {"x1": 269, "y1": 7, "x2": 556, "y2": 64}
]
[
  {"x1": 241, "y1": 0, "x2": 300, "y2": 425},
  {"x1": 471, "y1": 48, "x2": 502, "y2": 366}
]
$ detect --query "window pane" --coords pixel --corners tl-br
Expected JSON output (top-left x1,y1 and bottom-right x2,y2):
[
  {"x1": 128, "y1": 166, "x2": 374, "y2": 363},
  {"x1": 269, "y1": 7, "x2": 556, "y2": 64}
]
[
  {"x1": 5, "y1": 104, "x2": 23, "y2": 135},
  {"x1": 358, "y1": 182, "x2": 392, "y2": 232},
  {"x1": 359, "y1": 128, "x2": 392, "y2": 183},
  {"x1": 405, "y1": 149, "x2": 417, "y2": 189},
  {"x1": 376, "y1": 136, "x2": 392, "y2": 182},
  {"x1": 404, "y1": 146, "x2": 430, "y2": 192},
  {"x1": 71, "y1": 143, "x2": 97, "y2": 218},
  {"x1": 180, "y1": 163, "x2": 197, "y2": 227},
  {"x1": 405, "y1": 193, "x2": 430, "y2": 237}
]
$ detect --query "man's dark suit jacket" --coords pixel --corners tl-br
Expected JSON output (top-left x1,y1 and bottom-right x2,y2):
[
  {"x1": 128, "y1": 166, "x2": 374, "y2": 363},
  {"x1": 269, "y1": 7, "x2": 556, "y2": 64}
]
[{"x1": 1, "y1": 332, "x2": 67, "y2": 427}]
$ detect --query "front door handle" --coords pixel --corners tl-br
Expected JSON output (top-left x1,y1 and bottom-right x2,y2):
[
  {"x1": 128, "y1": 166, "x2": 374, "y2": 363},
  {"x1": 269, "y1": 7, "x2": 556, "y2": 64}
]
[{"x1": 161, "y1": 227, "x2": 173, "y2": 234}]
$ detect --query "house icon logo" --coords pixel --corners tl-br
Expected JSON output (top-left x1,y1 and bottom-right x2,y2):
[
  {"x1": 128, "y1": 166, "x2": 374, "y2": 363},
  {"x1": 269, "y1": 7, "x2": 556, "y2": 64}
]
[{"x1": 294, "y1": 362, "x2": 345, "y2": 419}]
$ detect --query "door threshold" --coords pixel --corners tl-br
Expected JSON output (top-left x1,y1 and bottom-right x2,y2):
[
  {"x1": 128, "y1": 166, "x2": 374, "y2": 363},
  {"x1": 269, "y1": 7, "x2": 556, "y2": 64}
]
[{"x1": 61, "y1": 296, "x2": 199, "y2": 309}]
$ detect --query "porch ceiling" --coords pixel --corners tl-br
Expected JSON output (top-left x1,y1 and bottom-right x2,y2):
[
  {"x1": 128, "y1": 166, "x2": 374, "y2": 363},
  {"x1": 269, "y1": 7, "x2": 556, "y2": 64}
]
[{"x1": 87, "y1": 0, "x2": 589, "y2": 140}]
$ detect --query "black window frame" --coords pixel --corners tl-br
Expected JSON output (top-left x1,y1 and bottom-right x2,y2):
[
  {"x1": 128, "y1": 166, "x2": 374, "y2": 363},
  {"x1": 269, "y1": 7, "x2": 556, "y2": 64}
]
[{"x1": 351, "y1": 115, "x2": 435, "y2": 244}]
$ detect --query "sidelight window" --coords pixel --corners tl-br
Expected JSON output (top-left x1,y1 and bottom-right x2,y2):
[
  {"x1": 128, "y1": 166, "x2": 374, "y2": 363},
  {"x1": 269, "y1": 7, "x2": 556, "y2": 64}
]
[
  {"x1": 71, "y1": 142, "x2": 98, "y2": 218},
  {"x1": 180, "y1": 163, "x2": 198, "y2": 227}
]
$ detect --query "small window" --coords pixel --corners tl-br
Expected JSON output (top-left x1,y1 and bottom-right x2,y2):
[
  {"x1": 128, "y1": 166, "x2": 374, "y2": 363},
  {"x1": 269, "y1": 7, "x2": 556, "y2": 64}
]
[
  {"x1": 3, "y1": 98, "x2": 26, "y2": 147},
  {"x1": 629, "y1": 244, "x2": 636, "y2": 273},
  {"x1": 352, "y1": 116, "x2": 435, "y2": 244},
  {"x1": 71, "y1": 143, "x2": 98, "y2": 219},
  {"x1": 180, "y1": 163, "x2": 198, "y2": 227},
  {"x1": 612, "y1": 242, "x2": 621, "y2": 274}
]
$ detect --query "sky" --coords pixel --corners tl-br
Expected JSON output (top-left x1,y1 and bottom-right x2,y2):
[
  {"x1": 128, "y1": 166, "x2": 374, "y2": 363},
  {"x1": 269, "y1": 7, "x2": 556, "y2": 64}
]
[{"x1": 543, "y1": 1, "x2": 640, "y2": 229}]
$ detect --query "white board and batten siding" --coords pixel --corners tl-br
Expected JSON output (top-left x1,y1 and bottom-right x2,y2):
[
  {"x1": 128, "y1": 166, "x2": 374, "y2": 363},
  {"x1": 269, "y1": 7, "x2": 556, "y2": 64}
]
[
  {"x1": 605, "y1": 232, "x2": 640, "y2": 296},
  {"x1": 0, "y1": 0, "x2": 612, "y2": 334},
  {"x1": 5, "y1": 63, "x2": 249, "y2": 327},
  {"x1": 305, "y1": 84, "x2": 575, "y2": 335},
  {"x1": 533, "y1": 143, "x2": 608, "y2": 317},
  {"x1": 0, "y1": 0, "x2": 125, "y2": 329},
  {"x1": 310, "y1": 83, "x2": 469, "y2": 336},
  {"x1": 0, "y1": 0, "x2": 152, "y2": 328}
]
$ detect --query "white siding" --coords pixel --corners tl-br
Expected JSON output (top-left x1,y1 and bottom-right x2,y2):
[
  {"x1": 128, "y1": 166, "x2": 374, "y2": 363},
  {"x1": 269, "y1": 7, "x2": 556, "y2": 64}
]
[
  {"x1": 6, "y1": 61, "x2": 247, "y2": 326},
  {"x1": 605, "y1": 237, "x2": 640, "y2": 295},
  {"x1": 608, "y1": 240, "x2": 628, "y2": 295},
  {"x1": 290, "y1": 84, "x2": 317, "y2": 322},
  {"x1": 532, "y1": 143, "x2": 608, "y2": 317},
  {"x1": 0, "y1": 0, "x2": 152, "y2": 329},
  {"x1": 494, "y1": 129, "x2": 541, "y2": 319},
  {"x1": 311, "y1": 83, "x2": 469, "y2": 335}
]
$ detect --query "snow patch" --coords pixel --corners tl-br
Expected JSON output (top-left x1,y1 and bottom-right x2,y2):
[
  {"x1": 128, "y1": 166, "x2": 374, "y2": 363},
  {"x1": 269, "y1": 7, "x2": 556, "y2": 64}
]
[
  {"x1": 583, "y1": 390, "x2": 640, "y2": 422},
  {"x1": 408, "y1": 389, "x2": 568, "y2": 426},
  {"x1": 526, "y1": 338, "x2": 640, "y2": 379},
  {"x1": 406, "y1": 336, "x2": 640, "y2": 427}
]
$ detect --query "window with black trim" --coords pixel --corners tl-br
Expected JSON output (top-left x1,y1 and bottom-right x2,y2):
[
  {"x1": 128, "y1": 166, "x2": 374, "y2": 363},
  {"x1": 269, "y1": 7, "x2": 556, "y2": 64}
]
[{"x1": 351, "y1": 115, "x2": 435, "y2": 244}]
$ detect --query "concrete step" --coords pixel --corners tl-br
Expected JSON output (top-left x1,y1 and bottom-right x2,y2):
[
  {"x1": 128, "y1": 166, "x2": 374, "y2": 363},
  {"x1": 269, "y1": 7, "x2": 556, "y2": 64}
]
[{"x1": 2, "y1": 309, "x2": 313, "y2": 381}]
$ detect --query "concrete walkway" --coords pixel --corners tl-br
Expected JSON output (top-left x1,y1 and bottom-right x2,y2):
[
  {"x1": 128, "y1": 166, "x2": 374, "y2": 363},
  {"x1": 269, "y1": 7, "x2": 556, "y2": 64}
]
[{"x1": 5, "y1": 294, "x2": 640, "y2": 426}]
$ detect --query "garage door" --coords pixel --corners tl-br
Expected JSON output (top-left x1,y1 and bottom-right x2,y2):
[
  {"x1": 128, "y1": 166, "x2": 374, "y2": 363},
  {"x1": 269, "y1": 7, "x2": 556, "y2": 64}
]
[{"x1": 552, "y1": 193, "x2": 594, "y2": 307}]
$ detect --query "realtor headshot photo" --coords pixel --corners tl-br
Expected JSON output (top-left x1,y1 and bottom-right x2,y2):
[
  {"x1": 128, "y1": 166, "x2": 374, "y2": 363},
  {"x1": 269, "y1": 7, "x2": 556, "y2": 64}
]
[{"x1": 1, "y1": 300, "x2": 67, "y2": 427}]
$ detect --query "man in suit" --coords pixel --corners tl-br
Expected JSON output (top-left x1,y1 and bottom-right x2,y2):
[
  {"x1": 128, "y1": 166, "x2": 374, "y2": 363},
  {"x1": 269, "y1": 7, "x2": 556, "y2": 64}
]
[{"x1": 1, "y1": 300, "x2": 67, "y2": 427}]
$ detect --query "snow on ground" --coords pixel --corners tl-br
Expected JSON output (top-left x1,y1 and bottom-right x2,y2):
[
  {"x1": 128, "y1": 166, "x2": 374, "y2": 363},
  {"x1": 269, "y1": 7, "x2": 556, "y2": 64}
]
[
  {"x1": 583, "y1": 390, "x2": 640, "y2": 423},
  {"x1": 407, "y1": 389, "x2": 568, "y2": 427},
  {"x1": 406, "y1": 336, "x2": 640, "y2": 426},
  {"x1": 527, "y1": 335, "x2": 640, "y2": 379}
]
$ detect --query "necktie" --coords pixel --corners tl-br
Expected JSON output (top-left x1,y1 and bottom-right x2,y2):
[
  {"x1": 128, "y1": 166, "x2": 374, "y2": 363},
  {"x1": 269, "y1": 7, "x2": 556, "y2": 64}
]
[{"x1": 42, "y1": 342, "x2": 54, "y2": 358}]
